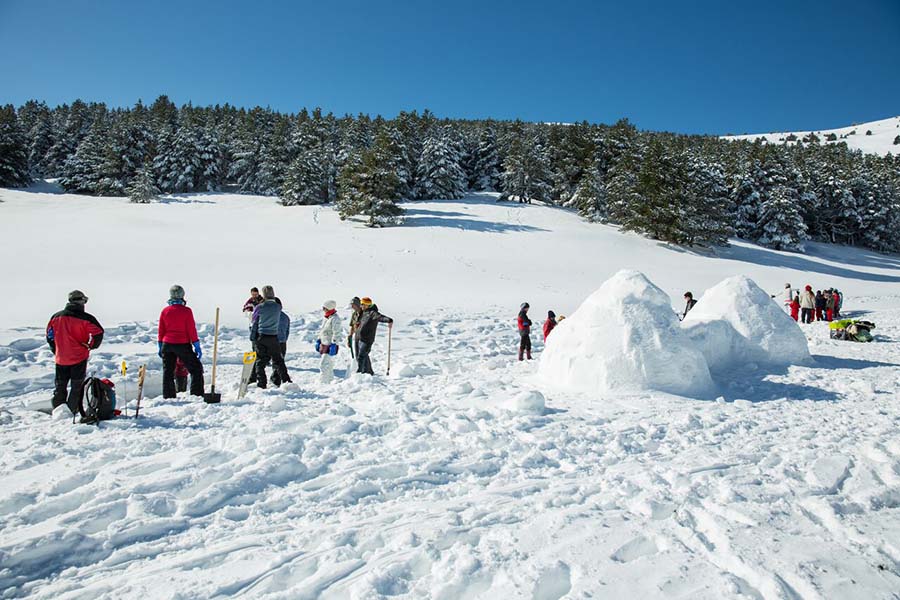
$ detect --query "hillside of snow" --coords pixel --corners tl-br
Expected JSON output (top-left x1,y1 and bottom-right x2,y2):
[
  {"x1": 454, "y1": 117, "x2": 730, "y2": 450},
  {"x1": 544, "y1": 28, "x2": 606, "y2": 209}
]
[
  {"x1": 2, "y1": 185, "x2": 900, "y2": 599},
  {"x1": 723, "y1": 115, "x2": 900, "y2": 155}
]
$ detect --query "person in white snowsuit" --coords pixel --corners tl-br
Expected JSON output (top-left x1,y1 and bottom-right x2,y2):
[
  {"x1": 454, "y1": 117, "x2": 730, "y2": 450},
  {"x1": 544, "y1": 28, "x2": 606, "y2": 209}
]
[
  {"x1": 317, "y1": 300, "x2": 342, "y2": 384},
  {"x1": 781, "y1": 283, "x2": 794, "y2": 314}
]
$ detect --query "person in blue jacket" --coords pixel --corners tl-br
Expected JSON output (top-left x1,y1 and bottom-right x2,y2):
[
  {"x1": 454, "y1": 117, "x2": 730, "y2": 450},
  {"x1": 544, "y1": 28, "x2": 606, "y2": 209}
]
[{"x1": 250, "y1": 285, "x2": 291, "y2": 389}]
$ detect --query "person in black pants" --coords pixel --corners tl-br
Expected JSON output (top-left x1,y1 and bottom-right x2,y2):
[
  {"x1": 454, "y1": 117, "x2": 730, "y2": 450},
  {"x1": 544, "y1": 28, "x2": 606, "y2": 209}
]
[
  {"x1": 251, "y1": 285, "x2": 291, "y2": 388},
  {"x1": 517, "y1": 302, "x2": 532, "y2": 361},
  {"x1": 354, "y1": 297, "x2": 393, "y2": 375},
  {"x1": 46, "y1": 290, "x2": 104, "y2": 412},
  {"x1": 157, "y1": 285, "x2": 205, "y2": 398}
]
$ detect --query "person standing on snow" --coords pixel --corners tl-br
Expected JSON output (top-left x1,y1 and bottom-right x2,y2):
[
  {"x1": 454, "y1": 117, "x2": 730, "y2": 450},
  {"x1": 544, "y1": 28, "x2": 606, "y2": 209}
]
[
  {"x1": 815, "y1": 290, "x2": 826, "y2": 321},
  {"x1": 242, "y1": 287, "x2": 263, "y2": 318},
  {"x1": 46, "y1": 290, "x2": 104, "y2": 413},
  {"x1": 543, "y1": 310, "x2": 557, "y2": 342},
  {"x1": 800, "y1": 285, "x2": 816, "y2": 324},
  {"x1": 518, "y1": 303, "x2": 533, "y2": 361},
  {"x1": 355, "y1": 297, "x2": 393, "y2": 375},
  {"x1": 833, "y1": 289, "x2": 843, "y2": 318},
  {"x1": 317, "y1": 300, "x2": 342, "y2": 383},
  {"x1": 251, "y1": 285, "x2": 291, "y2": 388},
  {"x1": 682, "y1": 292, "x2": 698, "y2": 320},
  {"x1": 781, "y1": 283, "x2": 794, "y2": 314},
  {"x1": 158, "y1": 285, "x2": 204, "y2": 399},
  {"x1": 347, "y1": 297, "x2": 363, "y2": 356},
  {"x1": 790, "y1": 293, "x2": 801, "y2": 322},
  {"x1": 825, "y1": 290, "x2": 836, "y2": 321},
  {"x1": 271, "y1": 297, "x2": 291, "y2": 387}
]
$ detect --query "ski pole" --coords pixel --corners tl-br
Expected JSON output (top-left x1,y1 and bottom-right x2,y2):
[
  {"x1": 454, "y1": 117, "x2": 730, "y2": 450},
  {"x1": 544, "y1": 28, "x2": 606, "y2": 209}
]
[
  {"x1": 121, "y1": 360, "x2": 127, "y2": 417},
  {"x1": 386, "y1": 326, "x2": 392, "y2": 376}
]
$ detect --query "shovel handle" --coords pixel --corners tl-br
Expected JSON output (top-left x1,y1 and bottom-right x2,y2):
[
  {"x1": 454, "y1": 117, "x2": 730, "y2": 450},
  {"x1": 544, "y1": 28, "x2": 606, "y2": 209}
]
[{"x1": 210, "y1": 308, "x2": 220, "y2": 388}]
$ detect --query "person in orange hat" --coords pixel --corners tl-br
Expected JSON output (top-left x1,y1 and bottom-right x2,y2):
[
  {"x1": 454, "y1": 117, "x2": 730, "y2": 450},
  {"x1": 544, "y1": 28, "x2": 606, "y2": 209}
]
[{"x1": 354, "y1": 297, "x2": 393, "y2": 375}]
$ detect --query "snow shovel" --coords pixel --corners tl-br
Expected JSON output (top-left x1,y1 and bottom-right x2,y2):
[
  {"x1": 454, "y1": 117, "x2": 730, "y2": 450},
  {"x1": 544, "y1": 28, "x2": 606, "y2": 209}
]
[
  {"x1": 386, "y1": 325, "x2": 392, "y2": 376},
  {"x1": 203, "y1": 307, "x2": 221, "y2": 404}
]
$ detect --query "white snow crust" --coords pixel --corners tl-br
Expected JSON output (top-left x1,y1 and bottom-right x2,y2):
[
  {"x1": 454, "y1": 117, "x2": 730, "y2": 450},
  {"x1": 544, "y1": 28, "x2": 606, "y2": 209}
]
[
  {"x1": 539, "y1": 270, "x2": 714, "y2": 397},
  {"x1": 682, "y1": 275, "x2": 812, "y2": 372}
]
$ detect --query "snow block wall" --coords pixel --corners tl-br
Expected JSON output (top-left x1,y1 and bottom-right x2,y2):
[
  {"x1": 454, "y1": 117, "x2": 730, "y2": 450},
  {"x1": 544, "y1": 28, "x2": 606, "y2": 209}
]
[
  {"x1": 682, "y1": 275, "x2": 812, "y2": 371},
  {"x1": 538, "y1": 270, "x2": 714, "y2": 397}
]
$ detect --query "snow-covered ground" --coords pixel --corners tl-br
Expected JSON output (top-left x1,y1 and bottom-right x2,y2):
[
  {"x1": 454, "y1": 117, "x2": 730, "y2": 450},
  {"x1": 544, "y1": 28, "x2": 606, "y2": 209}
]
[
  {"x1": 723, "y1": 115, "x2": 900, "y2": 156},
  {"x1": 1, "y1": 185, "x2": 900, "y2": 599}
]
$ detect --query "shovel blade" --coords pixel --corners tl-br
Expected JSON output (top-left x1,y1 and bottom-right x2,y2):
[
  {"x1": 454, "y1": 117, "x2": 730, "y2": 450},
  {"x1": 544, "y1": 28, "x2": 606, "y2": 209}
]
[{"x1": 203, "y1": 392, "x2": 221, "y2": 404}]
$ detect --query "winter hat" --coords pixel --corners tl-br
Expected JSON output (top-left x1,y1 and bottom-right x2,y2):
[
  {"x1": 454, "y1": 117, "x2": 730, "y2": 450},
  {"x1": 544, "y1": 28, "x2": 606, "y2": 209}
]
[
  {"x1": 262, "y1": 285, "x2": 275, "y2": 299},
  {"x1": 785, "y1": 283, "x2": 791, "y2": 288},
  {"x1": 350, "y1": 296, "x2": 361, "y2": 306},
  {"x1": 548, "y1": 310, "x2": 556, "y2": 319},
  {"x1": 323, "y1": 300, "x2": 337, "y2": 310},
  {"x1": 169, "y1": 285, "x2": 185, "y2": 300},
  {"x1": 521, "y1": 302, "x2": 530, "y2": 310},
  {"x1": 68, "y1": 290, "x2": 88, "y2": 304},
  {"x1": 361, "y1": 297, "x2": 373, "y2": 307},
  {"x1": 805, "y1": 285, "x2": 812, "y2": 291}
]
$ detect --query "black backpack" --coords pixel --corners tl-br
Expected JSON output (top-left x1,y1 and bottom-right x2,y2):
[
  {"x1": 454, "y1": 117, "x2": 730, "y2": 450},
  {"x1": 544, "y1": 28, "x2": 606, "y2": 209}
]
[{"x1": 77, "y1": 377, "x2": 116, "y2": 424}]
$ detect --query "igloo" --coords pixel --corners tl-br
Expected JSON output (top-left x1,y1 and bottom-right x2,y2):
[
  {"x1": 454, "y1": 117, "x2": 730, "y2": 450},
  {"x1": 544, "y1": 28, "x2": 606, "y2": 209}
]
[
  {"x1": 681, "y1": 275, "x2": 812, "y2": 371},
  {"x1": 538, "y1": 270, "x2": 714, "y2": 397}
]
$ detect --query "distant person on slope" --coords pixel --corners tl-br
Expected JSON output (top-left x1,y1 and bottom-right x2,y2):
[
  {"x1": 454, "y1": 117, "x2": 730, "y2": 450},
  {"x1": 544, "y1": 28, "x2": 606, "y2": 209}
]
[
  {"x1": 543, "y1": 310, "x2": 557, "y2": 342},
  {"x1": 317, "y1": 300, "x2": 342, "y2": 384},
  {"x1": 518, "y1": 303, "x2": 533, "y2": 361},
  {"x1": 682, "y1": 292, "x2": 698, "y2": 320},
  {"x1": 271, "y1": 297, "x2": 292, "y2": 387},
  {"x1": 833, "y1": 289, "x2": 843, "y2": 318},
  {"x1": 825, "y1": 290, "x2": 836, "y2": 321},
  {"x1": 355, "y1": 297, "x2": 393, "y2": 375},
  {"x1": 800, "y1": 285, "x2": 816, "y2": 324},
  {"x1": 790, "y1": 293, "x2": 801, "y2": 322},
  {"x1": 250, "y1": 285, "x2": 291, "y2": 389},
  {"x1": 46, "y1": 290, "x2": 104, "y2": 413},
  {"x1": 815, "y1": 290, "x2": 825, "y2": 321},
  {"x1": 158, "y1": 285, "x2": 204, "y2": 399}
]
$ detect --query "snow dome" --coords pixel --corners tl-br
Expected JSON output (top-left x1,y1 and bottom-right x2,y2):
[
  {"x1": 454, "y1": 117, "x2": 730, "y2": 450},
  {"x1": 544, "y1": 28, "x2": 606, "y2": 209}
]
[{"x1": 538, "y1": 270, "x2": 714, "y2": 397}]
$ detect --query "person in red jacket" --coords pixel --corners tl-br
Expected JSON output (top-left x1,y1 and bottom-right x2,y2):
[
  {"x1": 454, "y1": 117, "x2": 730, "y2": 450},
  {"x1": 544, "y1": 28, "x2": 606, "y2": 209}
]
[
  {"x1": 543, "y1": 310, "x2": 557, "y2": 342},
  {"x1": 46, "y1": 290, "x2": 104, "y2": 412},
  {"x1": 790, "y1": 294, "x2": 801, "y2": 322},
  {"x1": 517, "y1": 302, "x2": 533, "y2": 361},
  {"x1": 158, "y1": 285, "x2": 204, "y2": 398}
]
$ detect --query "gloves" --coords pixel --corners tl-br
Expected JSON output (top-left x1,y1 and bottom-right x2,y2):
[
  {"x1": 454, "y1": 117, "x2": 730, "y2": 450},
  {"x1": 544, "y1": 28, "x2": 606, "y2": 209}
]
[
  {"x1": 315, "y1": 339, "x2": 321, "y2": 353},
  {"x1": 157, "y1": 341, "x2": 163, "y2": 357},
  {"x1": 328, "y1": 344, "x2": 339, "y2": 356},
  {"x1": 193, "y1": 341, "x2": 202, "y2": 359}
]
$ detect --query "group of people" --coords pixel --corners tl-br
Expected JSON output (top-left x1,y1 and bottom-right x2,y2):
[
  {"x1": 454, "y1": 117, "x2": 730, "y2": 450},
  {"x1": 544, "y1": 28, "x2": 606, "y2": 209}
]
[
  {"x1": 241, "y1": 287, "x2": 393, "y2": 387},
  {"x1": 44, "y1": 285, "x2": 395, "y2": 414},
  {"x1": 516, "y1": 303, "x2": 567, "y2": 361},
  {"x1": 782, "y1": 283, "x2": 843, "y2": 323}
]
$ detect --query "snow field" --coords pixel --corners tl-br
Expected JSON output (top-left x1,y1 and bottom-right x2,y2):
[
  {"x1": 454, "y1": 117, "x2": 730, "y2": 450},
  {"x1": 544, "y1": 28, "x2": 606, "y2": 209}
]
[
  {"x1": 1, "y1": 188, "x2": 900, "y2": 598},
  {"x1": 1, "y1": 305, "x2": 900, "y2": 598},
  {"x1": 723, "y1": 115, "x2": 900, "y2": 156}
]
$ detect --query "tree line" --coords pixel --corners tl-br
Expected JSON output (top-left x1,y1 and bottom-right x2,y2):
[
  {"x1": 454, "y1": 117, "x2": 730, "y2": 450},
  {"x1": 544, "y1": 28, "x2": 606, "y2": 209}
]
[{"x1": 1, "y1": 96, "x2": 898, "y2": 251}]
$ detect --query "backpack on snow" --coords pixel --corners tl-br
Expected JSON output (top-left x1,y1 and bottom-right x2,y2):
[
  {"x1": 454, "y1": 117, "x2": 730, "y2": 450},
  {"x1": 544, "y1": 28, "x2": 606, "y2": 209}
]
[{"x1": 77, "y1": 377, "x2": 116, "y2": 424}]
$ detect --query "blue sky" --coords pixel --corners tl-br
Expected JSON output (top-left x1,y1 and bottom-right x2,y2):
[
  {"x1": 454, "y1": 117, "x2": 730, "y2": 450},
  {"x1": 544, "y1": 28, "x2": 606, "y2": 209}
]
[{"x1": 1, "y1": 0, "x2": 898, "y2": 134}]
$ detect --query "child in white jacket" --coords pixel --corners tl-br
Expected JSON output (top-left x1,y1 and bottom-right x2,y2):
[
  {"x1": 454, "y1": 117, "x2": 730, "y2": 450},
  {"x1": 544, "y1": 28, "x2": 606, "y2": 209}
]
[{"x1": 317, "y1": 300, "x2": 342, "y2": 384}]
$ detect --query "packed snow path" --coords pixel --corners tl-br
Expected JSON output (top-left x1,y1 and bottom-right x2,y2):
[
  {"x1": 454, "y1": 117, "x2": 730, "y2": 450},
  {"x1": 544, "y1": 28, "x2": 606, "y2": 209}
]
[{"x1": 1, "y1": 305, "x2": 899, "y2": 599}]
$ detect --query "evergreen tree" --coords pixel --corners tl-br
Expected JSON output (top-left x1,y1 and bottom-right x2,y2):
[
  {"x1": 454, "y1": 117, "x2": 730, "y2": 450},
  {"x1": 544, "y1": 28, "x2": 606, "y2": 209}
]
[
  {"x1": 0, "y1": 105, "x2": 30, "y2": 187},
  {"x1": 573, "y1": 162, "x2": 608, "y2": 222},
  {"x1": 126, "y1": 163, "x2": 160, "y2": 203},
  {"x1": 336, "y1": 132, "x2": 403, "y2": 226},
  {"x1": 415, "y1": 127, "x2": 466, "y2": 199},
  {"x1": 59, "y1": 119, "x2": 109, "y2": 194},
  {"x1": 500, "y1": 123, "x2": 552, "y2": 203},
  {"x1": 756, "y1": 185, "x2": 808, "y2": 251}
]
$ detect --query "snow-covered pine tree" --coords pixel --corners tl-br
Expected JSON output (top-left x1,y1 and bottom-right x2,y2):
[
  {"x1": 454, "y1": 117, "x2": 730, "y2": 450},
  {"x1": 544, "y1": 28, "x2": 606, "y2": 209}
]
[
  {"x1": 548, "y1": 122, "x2": 594, "y2": 206},
  {"x1": 59, "y1": 119, "x2": 109, "y2": 194},
  {"x1": 756, "y1": 184, "x2": 808, "y2": 251},
  {"x1": 500, "y1": 123, "x2": 552, "y2": 203},
  {"x1": 573, "y1": 162, "x2": 608, "y2": 222},
  {"x1": 681, "y1": 152, "x2": 732, "y2": 246},
  {"x1": 43, "y1": 100, "x2": 92, "y2": 177},
  {"x1": 467, "y1": 126, "x2": 501, "y2": 191},
  {"x1": 0, "y1": 105, "x2": 30, "y2": 187},
  {"x1": 335, "y1": 132, "x2": 403, "y2": 226},
  {"x1": 415, "y1": 127, "x2": 466, "y2": 200},
  {"x1": 126, "y1": 163, "x2": 160, "y2": 203},
  {"x1": 19, "y1": 101, "x2": 54, "y2": 178}
]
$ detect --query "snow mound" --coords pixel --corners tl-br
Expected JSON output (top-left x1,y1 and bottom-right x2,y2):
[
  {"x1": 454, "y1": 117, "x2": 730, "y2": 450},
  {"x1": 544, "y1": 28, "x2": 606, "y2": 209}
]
[
  {"x1": 505, "y1": 390, "x2": 546, "y2": 414},
  {"x1": 682, "y1": 275, "x2": 811, "y2": 370},
  {"x1": 538, "y1": 270, "x2": 714, "y2": 397}
]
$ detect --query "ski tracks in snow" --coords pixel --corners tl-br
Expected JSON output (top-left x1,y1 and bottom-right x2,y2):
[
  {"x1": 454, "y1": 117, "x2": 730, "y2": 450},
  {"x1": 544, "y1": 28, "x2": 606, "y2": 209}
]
[{"x1": 1, "y1": 309, "x2": 899, "y2": 598}]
